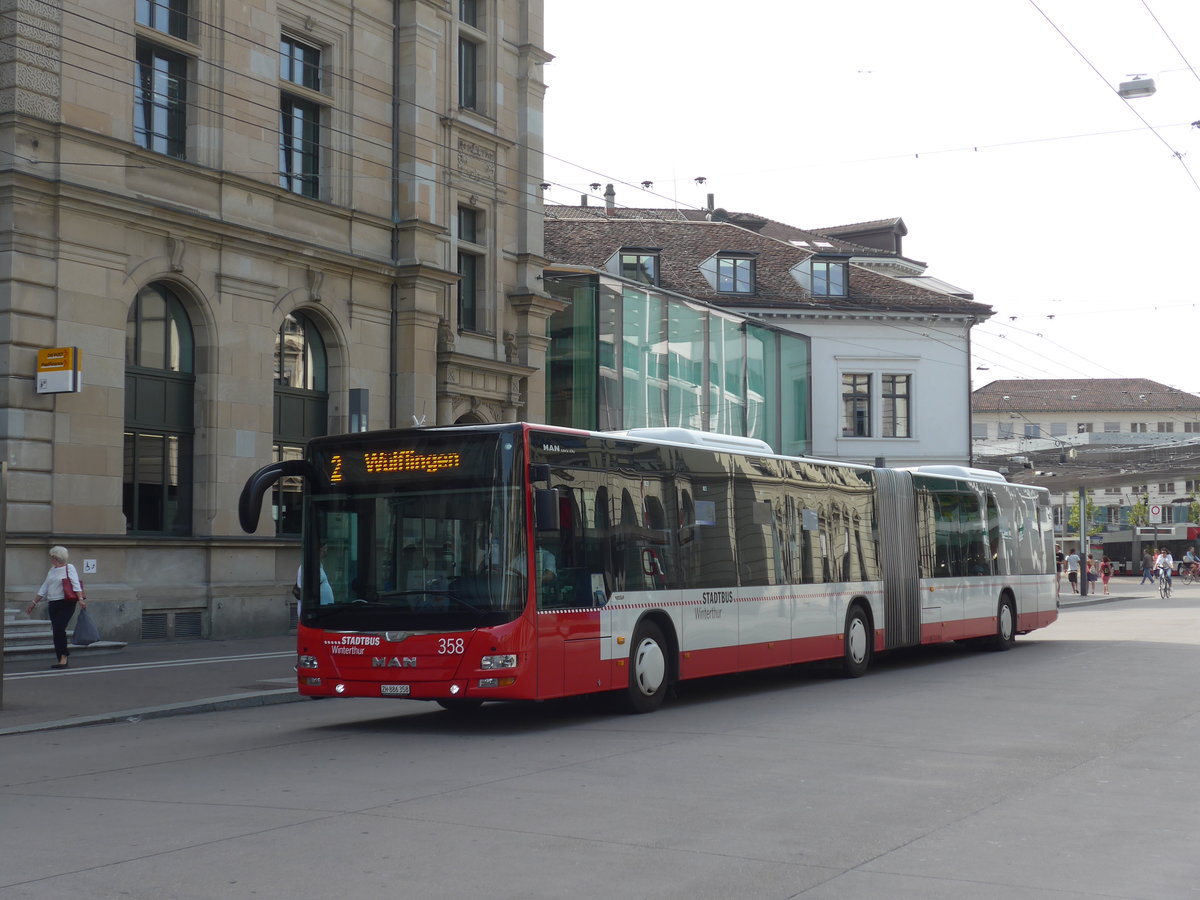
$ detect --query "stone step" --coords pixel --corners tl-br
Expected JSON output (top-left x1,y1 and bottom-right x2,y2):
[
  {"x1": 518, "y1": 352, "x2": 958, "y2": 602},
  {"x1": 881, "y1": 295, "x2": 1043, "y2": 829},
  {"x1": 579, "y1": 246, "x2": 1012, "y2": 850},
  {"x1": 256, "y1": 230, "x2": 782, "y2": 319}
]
[
  {"x1": 3, "y1": 610, "x2": 126, "y2": 658},
  {"x1": 4, "y1": 640, "x2": 128, "y2": 659}
]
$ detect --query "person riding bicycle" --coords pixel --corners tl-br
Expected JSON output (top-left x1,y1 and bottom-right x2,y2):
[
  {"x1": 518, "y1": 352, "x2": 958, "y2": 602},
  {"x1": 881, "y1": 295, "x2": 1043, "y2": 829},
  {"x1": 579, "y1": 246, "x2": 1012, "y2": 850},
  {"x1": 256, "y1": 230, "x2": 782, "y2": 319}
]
[
  {"x1": 1182, "y1": 547, "x2": 1197, "y2": 577},
  {"x1": 1155, "y1": 549, "x2": 1175, "y2": 587}
]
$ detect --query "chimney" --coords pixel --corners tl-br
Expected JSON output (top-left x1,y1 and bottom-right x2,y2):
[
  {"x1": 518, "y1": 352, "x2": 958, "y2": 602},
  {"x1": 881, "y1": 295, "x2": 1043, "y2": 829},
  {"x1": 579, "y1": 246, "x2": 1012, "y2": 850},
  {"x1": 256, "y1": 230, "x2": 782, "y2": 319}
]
[
  {"x1": 604, "y1": 183, "x2": 616, "y2": 215},
  {"x1": 707, "y1": 193, "x2": 715, "y2": 212},
  {"x1": 581, "y1": 194, "x2": 588, "y2": 207}
]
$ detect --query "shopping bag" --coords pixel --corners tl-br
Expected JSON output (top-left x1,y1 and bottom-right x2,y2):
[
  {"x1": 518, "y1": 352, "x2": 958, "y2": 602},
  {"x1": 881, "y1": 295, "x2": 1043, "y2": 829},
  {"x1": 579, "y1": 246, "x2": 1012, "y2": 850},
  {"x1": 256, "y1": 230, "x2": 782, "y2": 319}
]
[{"x1": 71, "y1": 608, "x2": 101, "y2": 646}]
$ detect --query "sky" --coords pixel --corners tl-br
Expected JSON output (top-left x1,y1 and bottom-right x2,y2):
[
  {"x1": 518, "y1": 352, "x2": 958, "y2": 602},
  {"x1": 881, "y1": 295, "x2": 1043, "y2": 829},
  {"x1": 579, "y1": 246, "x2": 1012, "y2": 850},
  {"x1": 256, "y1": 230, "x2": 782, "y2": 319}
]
[{"x1": 540, "y1": 0, "x2": 1200, "y2": 394}]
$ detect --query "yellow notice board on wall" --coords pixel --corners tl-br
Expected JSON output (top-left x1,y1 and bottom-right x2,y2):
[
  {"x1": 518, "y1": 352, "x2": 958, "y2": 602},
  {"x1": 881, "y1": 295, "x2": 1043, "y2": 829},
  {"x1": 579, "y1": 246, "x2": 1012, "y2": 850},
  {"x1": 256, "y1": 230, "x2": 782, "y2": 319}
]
[{"x1": 36, "y1": 347, "x2": 82, "y2": 394}]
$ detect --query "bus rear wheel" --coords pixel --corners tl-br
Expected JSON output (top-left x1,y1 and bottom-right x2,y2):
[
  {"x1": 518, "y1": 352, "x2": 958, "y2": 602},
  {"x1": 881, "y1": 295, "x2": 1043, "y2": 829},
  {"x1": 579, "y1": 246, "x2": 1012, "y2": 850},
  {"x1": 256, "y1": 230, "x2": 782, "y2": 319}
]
[
  {"x1": 842, "y1": 604, "x2": 872, "y2": 678},
  {"x1": 990, "y1": 596, "x2": 1016, "y2": 651},
  {"x1": 623, "y1": 621, "x2": 669, "y2": 713}
]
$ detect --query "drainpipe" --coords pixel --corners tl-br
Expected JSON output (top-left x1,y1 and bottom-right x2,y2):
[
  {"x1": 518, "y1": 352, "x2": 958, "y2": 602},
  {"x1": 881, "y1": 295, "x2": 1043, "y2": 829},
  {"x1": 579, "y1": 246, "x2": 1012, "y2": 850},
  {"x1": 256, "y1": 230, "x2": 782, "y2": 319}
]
[
  {"x1": 966, "y1": 316, "x2": 976, "y2": 466},
  {"x1": 388, "y1": 0, "x2": 402, "y2": 428}
]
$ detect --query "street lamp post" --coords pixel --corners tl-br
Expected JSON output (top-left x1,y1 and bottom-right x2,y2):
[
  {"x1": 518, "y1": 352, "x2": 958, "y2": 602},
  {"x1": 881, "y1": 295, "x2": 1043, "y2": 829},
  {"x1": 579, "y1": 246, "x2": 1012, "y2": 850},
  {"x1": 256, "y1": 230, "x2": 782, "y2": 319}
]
[{"x1": 1078, "y1": 486, "x2": 1089, "y2": 597}]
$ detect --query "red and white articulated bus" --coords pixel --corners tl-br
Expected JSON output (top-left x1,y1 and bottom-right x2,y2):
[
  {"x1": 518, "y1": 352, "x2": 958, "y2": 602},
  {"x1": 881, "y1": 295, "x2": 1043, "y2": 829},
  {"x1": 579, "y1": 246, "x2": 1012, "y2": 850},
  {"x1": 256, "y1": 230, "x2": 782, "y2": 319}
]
[{"x1": 239, "y1": 423, "x2": 1057, "y2": 713}]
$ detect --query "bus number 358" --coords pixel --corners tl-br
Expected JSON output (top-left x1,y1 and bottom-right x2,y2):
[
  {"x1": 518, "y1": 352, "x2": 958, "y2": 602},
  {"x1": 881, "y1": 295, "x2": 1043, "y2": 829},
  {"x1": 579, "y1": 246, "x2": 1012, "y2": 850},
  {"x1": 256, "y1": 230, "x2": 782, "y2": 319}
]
[{"x1": 439, "y1": 638, "x2": 465, "y2": 654}]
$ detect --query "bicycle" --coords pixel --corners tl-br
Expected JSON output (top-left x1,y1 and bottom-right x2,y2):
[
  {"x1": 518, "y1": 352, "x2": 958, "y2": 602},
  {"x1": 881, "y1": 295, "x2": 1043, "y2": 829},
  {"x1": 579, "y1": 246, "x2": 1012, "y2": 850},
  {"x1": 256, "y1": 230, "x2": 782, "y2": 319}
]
[
  {"x1": 1181, "y1": 564, "x2": 1199, "y2": 586},
  {"x1": 1159, "y1": 568, "x2": 1173, "y2": 599}
]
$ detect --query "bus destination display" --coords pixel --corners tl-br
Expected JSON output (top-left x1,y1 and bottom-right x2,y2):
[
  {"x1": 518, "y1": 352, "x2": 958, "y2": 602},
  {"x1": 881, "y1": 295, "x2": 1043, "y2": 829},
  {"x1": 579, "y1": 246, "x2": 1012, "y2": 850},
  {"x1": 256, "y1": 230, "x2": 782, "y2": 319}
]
[{"x1": 328, "y1": 448, "x2": 462, "y2": 483}]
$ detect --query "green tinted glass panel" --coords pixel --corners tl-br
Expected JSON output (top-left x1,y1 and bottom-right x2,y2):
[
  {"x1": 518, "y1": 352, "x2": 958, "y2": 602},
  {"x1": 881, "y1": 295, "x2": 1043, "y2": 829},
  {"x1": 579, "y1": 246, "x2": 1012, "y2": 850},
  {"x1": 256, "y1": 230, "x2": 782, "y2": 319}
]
[
  {"x1": 779, "y1": 333, "x2": 809, "y2": 456},
  {"x1": 668, "y1": 300, "x2": 705, "y2": 430},
  {"x1": 546, "y1": 277, "x2": 598, "y2": 429},
  {"x1": 622, "y1": 287, "x2": 666, "y2": 428}
]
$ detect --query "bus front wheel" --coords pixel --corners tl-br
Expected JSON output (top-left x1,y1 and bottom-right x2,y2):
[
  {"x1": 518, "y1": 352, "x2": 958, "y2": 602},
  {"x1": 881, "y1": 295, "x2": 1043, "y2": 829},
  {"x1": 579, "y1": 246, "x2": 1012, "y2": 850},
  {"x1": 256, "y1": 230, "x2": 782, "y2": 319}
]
[
  {"x1": 842, "y1": 604, "x2": 872, "y2": 678},
  {"x1": 623, "y1": 621, "x2": 669, "y2": 713}
]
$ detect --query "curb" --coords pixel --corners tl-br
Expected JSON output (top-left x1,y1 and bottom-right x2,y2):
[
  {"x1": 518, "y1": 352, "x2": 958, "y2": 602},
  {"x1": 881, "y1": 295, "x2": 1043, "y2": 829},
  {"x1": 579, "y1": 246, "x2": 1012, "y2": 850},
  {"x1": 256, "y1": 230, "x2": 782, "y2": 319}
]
[{"x1": 0, "y1": 688, "x2": 306, "y2": 737}]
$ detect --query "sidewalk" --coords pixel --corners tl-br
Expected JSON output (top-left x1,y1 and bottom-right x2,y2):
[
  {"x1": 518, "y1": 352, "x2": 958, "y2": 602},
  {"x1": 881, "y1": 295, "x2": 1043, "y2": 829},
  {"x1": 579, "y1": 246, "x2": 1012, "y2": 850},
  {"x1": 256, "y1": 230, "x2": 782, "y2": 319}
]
[
  {"x1": 1057, "y1": 576, "x2": 1170, "y2": 608},
  {"x1": 0, "y1": 634, "x2": 303, "y2": 736},
  {"x1": 0, "y1": 580, "x2": 1173, "y2": 737}
]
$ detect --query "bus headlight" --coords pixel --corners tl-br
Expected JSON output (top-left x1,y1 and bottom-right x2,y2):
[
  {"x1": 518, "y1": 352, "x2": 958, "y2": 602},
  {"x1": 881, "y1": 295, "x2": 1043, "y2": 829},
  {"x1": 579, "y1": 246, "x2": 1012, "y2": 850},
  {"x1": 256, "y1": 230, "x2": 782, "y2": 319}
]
[
  {"x1": 480, "y1": 654, "x2": 518, "y2": 670},
  {"x1": 298, "y1": 655, "x2": 319, "y2": 669}
]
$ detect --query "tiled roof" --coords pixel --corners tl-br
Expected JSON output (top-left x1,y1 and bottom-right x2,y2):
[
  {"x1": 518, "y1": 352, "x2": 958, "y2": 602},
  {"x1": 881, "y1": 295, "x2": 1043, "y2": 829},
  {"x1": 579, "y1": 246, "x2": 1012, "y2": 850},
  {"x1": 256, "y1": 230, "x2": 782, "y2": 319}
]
[
  {"x1": 542, "y1": 216, "x2": 991, "y2": 316},
  {"x1": 972, "y1": 378, "x2": 1200, "y2": 412},
  {"x1": 545, "y1": 204, "x2": 906, "y2": 259},
  {"x1": 814, "y1": 218, "x2": 907, "y2": 235}
]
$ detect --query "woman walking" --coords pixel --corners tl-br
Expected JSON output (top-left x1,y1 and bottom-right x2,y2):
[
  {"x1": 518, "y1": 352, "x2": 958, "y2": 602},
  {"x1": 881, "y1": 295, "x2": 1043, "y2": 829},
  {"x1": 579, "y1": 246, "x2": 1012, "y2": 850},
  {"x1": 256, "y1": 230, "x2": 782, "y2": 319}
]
[{"x1": 26, "y1": 545, "x2": 86, "y2": 669}]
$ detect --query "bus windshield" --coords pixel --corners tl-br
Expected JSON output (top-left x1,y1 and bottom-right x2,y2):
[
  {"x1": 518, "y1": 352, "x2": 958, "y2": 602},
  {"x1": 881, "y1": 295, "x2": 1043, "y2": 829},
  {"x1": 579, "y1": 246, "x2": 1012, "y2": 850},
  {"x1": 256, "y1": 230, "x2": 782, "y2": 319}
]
[{"x1": 300, "y1": 431, "x2": 527, "y2": 631}]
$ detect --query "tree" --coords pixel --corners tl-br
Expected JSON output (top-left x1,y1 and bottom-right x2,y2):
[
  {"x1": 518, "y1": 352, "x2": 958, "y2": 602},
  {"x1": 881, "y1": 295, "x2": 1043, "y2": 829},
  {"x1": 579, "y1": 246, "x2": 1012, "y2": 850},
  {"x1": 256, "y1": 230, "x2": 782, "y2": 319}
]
[
  {"x1": 1068, "y1": 498, "x2": 1100, "y2": 533},
  {"x1": 1128, "y1": 494, "x2": 1150, "y2": 528}
]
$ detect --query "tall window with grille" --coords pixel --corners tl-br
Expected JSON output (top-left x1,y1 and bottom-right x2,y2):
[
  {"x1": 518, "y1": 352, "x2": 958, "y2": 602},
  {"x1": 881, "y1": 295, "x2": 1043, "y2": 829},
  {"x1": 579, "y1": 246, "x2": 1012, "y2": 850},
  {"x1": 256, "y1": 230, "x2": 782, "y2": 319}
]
[
  {"x1": 457, "y1": 206, "x2": 485, "y2": 332},
  {"x1": 882, "y1": 374, "x2": 910, "y2": 438},
  {"x1": 273, "y1": 313, "x2": 328, "y2": 534},
  {"x1": 458, "y1": 2, "x2": 485, "y2": 111},
  {"x1": 124, "y1": 283, "x2": 195, "y2": 534},
  {"x1": 279, "y1": 35, "x2": 323, "y2": 198},
  {"x1": 842, "y1": 373, "x2": 871, "y2": 437},
  {"x1": 135, "y1": 1, "x2": 190, "y2": 158}
]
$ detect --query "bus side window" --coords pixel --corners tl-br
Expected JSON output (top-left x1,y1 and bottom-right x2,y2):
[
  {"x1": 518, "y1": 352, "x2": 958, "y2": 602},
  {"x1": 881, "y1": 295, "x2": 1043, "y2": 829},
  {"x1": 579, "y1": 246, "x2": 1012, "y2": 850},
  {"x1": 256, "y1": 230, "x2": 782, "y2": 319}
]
[{"x1": 961, "y1": 488, "x2": 989, "y2": 576}]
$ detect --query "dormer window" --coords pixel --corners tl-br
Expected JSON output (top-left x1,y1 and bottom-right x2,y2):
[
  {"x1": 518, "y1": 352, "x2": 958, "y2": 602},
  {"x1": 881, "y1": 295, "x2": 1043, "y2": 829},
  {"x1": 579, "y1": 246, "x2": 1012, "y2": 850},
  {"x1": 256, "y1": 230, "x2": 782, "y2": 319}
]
[
  {"x1": 716, "y1": 254, "x2": 754, "y2": 294},
  {"x1": 794, "y1": 258, "x2": 849, "y2": 298},
  {"x1": 620, "y1": 249, "x2": 659, "y2": 286},
  {"x1": 812, "y1": 261, "x2": 847, "y2": 297}
]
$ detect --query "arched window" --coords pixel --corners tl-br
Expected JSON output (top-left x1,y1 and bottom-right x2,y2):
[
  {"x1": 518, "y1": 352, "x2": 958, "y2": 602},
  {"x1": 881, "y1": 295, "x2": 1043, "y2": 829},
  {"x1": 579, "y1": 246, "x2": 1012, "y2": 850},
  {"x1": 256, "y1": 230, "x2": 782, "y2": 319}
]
[
  {"x1": 124, "y1": 283, "x2": 195, "y2": 534},
  {"x1": 273, "y1": 313, "x2": 328, "y2": 534}
]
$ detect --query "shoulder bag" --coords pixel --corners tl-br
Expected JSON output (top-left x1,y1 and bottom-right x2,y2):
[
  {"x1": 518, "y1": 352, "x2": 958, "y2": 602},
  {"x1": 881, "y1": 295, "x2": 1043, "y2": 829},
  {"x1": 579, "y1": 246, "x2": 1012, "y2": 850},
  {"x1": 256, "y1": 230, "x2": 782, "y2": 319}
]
[{"x1": 61, "y1": 565, "x2": 85, "y2": 602}]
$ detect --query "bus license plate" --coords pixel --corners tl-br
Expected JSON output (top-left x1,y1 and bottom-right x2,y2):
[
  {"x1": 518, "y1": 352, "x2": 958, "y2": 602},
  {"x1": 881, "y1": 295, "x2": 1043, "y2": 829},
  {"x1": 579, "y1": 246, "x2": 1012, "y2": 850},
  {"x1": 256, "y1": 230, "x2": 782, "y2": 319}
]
[{"x1": 380, "y1": 684, "x2": 410, "y2": 696}]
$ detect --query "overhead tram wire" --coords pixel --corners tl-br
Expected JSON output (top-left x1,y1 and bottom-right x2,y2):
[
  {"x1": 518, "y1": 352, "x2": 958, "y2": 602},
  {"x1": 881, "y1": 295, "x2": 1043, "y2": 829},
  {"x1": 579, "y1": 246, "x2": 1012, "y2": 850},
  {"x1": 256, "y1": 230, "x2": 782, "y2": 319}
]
[
  {"x1": 969, "y1": 326, "x2": 1104, "y2": 380},
  {"x1": 1139, "y1": 0, "x2": 1200, "y2": 88},
  {"x1": 5, "y1": 12, "x2": 756, "y2": 234},
  {"x1": 19, "y1": 3, "x2": 716, "y2": 229},
  {"x1": 0, "y1": 35, "x2": 613, "y2": 225},
  {"x1": 646, "y1": 118, "x2": 1200, "y2": 190},
  {"x1": 14, "y1": 7, "x2": 1146, "y2": 366},
  {"x1": 972, "y1": 319, "x2": 1126, "y2": 379},
  {"x1": 0, "y1": 11, "x2": 594, "y2": 219},
  {"x1": 1027, "y1": 0, "x2": 1200, "y2": 196}
]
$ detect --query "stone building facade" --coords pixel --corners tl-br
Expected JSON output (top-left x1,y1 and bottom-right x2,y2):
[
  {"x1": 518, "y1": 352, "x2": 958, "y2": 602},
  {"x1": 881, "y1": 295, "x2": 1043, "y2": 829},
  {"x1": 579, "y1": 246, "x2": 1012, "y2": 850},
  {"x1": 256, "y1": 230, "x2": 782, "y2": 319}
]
[{"x1": 1, "y1": 0, "x2": 551, "y2": 641}]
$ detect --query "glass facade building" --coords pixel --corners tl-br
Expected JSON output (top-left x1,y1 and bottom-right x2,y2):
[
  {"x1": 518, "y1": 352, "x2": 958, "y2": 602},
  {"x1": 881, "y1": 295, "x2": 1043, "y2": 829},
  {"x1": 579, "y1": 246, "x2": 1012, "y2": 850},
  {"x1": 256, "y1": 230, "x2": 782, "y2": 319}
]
[{"x1": 545, "y1": 272, "x2": 810, "y2": 456}]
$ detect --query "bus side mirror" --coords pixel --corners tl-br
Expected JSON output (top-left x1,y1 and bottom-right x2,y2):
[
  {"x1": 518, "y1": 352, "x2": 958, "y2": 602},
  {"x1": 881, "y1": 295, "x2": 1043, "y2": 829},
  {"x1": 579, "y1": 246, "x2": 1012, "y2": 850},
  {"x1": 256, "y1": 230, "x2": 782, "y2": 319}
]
[
  {"x1": 534, "y1": 488, "x2": 560, "y2": 532},
  {"x1": 238, "y1": 459, "x2": 319, "y2": 533}
]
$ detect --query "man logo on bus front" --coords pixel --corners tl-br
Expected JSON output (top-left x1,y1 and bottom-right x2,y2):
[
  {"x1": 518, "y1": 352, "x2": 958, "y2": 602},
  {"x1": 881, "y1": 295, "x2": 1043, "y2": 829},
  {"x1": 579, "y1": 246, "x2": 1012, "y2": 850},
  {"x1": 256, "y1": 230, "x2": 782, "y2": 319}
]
[{"x1": 372, "y1": 657, "x2": 418, "y2": 668}]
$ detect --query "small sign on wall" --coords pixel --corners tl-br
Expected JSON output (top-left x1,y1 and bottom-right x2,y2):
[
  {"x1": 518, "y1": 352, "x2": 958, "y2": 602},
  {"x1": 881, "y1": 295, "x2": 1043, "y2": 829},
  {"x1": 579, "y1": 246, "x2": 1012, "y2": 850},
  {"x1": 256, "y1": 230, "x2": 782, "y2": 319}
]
[{"x1": 36, "y1": 347, "x2": 82, "y2": 394}]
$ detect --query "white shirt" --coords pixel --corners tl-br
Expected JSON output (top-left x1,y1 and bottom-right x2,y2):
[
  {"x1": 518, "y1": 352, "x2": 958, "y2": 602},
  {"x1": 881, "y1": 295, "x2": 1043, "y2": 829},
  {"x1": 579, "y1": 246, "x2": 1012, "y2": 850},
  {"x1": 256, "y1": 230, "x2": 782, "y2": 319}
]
[
  {"x1": 38, "y1": 563, "x2": 82, "y2": 601},
  {"x1": 296, "y1": 564, "x2": 335, "y2": 605}
]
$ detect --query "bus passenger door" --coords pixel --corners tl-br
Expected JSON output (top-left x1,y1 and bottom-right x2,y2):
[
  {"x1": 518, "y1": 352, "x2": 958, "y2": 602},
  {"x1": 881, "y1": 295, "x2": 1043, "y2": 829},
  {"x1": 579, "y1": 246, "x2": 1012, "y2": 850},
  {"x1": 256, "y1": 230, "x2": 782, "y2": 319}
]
[{"x1": 536, "y1": 478, "x2": 611, "y2": 699}]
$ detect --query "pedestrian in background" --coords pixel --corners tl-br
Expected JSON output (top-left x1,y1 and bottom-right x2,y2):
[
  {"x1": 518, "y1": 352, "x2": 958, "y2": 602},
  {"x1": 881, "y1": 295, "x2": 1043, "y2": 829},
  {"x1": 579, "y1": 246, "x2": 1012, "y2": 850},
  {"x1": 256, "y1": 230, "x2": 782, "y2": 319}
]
[
  {"x1": 1100, "y1": 555, "x2": 1112, "y2": 595},
  {"x1": 1065, "y1": 548, "x2": 1081, "y2": 594},
  {"x1": 1140, "y1": 549, "x2": 1156, "y2": 585},
  {"x1": 25, "y1": 545, "x2": 85, "y2": 669}
]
